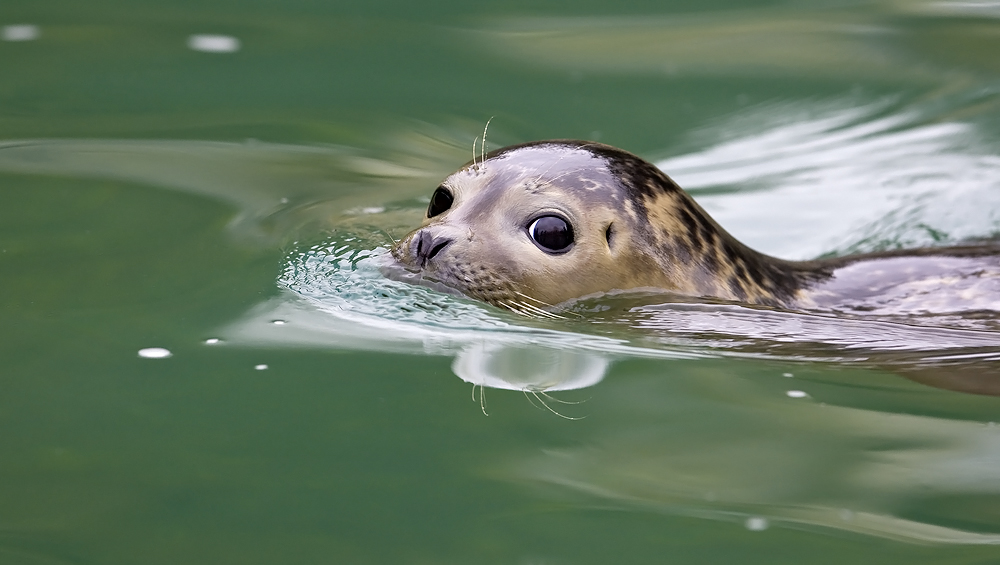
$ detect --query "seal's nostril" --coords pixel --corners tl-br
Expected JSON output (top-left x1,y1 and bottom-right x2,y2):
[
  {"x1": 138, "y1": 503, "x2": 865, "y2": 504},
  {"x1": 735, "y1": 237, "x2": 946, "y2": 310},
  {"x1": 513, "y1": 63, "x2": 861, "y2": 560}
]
[
  {"x1": 427, "y1": 238, "x2": 451, "y2": 261},
  {"x1": 414, "y1": 230, "x2": 430, "y2": 260},
  {"x1": 413, "y1": 230, "x2": 453, "y2": 267}
]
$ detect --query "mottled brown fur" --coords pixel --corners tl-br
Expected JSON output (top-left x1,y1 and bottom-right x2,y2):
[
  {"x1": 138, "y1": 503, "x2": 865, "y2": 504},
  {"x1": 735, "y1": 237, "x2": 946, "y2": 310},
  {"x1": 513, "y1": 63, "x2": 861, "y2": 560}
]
[{"x1": 385, "y1": 140, "x2": 998, "y2": 314}]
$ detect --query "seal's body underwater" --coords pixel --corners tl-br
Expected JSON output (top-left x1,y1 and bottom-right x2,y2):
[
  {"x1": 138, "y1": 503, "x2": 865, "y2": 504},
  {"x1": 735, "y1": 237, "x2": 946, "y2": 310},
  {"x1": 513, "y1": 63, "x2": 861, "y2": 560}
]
[{"x1": 388, "y1": 140, "x2": 1000, "y2": 315}]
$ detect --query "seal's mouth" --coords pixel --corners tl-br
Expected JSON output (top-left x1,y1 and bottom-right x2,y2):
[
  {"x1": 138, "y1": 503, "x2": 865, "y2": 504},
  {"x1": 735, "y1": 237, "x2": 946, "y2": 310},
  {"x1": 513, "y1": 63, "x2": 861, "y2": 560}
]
[{"x1": 378, "y1": 256, "x2": 469, "y2": 299}]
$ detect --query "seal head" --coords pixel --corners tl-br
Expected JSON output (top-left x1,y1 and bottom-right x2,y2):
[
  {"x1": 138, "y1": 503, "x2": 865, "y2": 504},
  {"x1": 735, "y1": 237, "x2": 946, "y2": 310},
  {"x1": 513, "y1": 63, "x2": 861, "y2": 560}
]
[{"x1": 388, "y1": 140, "x2": 818, "y2": 311}]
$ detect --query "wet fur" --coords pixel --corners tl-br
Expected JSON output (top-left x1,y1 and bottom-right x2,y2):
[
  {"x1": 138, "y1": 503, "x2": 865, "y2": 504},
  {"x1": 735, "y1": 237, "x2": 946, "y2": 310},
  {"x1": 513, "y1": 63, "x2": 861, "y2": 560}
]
[{"x1": 389, "y1": 140, "x2": 1000, "y2": 313}]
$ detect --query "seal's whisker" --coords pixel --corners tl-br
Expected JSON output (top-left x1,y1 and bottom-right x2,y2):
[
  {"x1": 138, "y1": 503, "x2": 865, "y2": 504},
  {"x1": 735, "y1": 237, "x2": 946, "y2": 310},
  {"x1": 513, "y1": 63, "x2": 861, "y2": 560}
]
[
  {"x1": 508, "y1": 300, "x2": 540, "y2": 315},
  {"x1": 391, "y1": 139, "x2": 995, "y2": 334},
  {"x1": 512, "y1": 293, "x2": 569, "y2": 320},
  {"x1": 471, "y1": 382, "x2": 489, "y2": 416},
  {"x1": 481, "y1": 116, "x2": 494, "y2": 167},
  {"x1": 379, "y1": 228, "x2": 398, "y2": 246},
  {"x1": 530, "y1": 151, "x2": 574, "y2": 186},
  {"x1": 522, "y1": 389, "x2": 544, "y2": 411},
  {"x1": 530, "y1": 390, "x2": 585, "y2": 420},
  {"x1": 513, "y1": 291, "x2": 558, "y2": 309},
  {"x1": 498, "y1": 300, "x2": 534, "y2": 317},
  {"x1": 499, "y1": 303, "x2": 518, "y2": 315},
  {"x1": 540, "y1": 165, "x2": 593, "y2": 186},
  {"x1": 536, "y1": 389, "x2": 588, "y2": 405},
  {"x1": 530, "y1": 142, "x2": 600, "y2": 186},
  {"x1": 530, "y1": 145, "x2": 583, "y2": 186},
  {"x1": 502, "y1": 299, "x2": 562, "y2": 319},
  {"x1": 478, "y1": 383, "x2": 489, "y2": 416},
  {"x1": 516, "y1": 301, "x2": 564, "y2": 319}
]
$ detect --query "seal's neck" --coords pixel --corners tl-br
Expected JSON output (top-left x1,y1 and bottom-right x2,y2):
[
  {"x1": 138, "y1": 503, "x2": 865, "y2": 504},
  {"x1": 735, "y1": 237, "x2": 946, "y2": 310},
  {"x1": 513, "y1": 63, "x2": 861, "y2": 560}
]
[{"x1": 642, "y1": 189, "x2": 828, "y2": 307}]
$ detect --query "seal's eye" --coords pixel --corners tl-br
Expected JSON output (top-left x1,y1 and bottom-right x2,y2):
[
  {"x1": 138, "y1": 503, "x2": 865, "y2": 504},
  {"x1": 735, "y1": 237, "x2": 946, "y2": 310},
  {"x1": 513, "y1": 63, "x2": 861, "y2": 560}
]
[
  {"x1": 528, "y1": 215, "x2": 574, "y2": 253},
  {"x1": 427, "y1": 186, "x2": 453, "y2": 218}
]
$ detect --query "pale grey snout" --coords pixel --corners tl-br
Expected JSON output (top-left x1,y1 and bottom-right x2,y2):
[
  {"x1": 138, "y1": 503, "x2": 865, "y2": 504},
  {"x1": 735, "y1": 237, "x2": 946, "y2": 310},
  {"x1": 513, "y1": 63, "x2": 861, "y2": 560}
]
[{"x1": 411, "y1": 229, "x2": 453, "y2": 268}]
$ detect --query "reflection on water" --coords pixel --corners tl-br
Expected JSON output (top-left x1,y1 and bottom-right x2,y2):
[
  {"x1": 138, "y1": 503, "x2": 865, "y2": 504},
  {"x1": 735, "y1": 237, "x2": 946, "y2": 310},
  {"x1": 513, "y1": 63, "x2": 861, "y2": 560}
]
[
  {"x1": 512, "y1": 366, "x2": 1000, "y2": 543},
  {"x1": 220, "y1": 241, "x2": 688, "y2": 392},
  {"x1": 209, "y1": 96, "x2": 1000, "y2": 387},
  {"x1": 231, "y1": 234, "x2": 1000, "y2": 397},
  {"x1": 217, "y1": 96, "x2": 998, "y2": 542},
  {"x1": 923, "y1": 1, "x2": 1000, "y2": 18},
  {"x1": 3, "y1": 89, "x2": 1000, "y2": 544},
  {"x1": 656, "y1": 98, "x2": 1000, "y2": 259},
  {"x1": 473, "y1": 0, "x2": 1000, "y2": 80},
  {"x1": 1, "y1": 24, "x2": 39, "y2": 42},
  {"x1": 187, "y1": 34, "x2": 241, "y2": 53},
  {"x1": 453, "y1": 342, "x2": 608, "y2": 392},
  {"x1": 0, "y1": 135, "x2": 458, "y2": 244},
  {"x1": 4, "y1": 0, "x2": 1000, "y2": 559},
  {"x1": 5, "y1": 96, "x2": 993, "y2": 391}
]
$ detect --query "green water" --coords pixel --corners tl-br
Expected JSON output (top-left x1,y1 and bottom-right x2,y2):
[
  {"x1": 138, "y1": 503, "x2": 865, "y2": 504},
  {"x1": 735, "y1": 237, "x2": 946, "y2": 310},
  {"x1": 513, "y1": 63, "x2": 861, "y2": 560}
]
[{"x1": 3, "y1": 0, "x2": 1000, "y2": 563}]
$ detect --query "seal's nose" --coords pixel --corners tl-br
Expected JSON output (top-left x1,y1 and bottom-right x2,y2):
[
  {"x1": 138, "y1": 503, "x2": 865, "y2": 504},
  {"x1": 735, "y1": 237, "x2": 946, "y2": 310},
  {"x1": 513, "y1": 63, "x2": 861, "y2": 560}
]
[{"x1": 413, "y1": 229, "x2": 453, "y2": 268}]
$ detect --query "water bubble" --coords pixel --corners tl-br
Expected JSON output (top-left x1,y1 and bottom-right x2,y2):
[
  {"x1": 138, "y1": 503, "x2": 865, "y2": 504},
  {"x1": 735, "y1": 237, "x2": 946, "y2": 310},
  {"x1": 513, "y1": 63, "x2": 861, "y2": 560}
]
[
  {"x1": 745, "y1": 516, "x2": 769, "y2": 531},
  {"x1": 271, "y1": 320, "x2": 286, "y2": 325},
  {"x1": 255, "y1": 364, "x2": 268, "y2": 370},
  {"x1": 2, "y1": 25, "x2": 39, "y2": 41},
  {"x1": 187, "y1": 34, "x2": 240, "y2": 53},
  {"x1": 786, "y1": 390, "x2": 808, "y2": 398},
  {"x1": 204, "y1": 338, "x2": 221, "y2": 345},
  {"x1": 782, "y1": 372, "x2": 794, "y2": 377},
  {"x1": 138, "y1": 347, "x2": 172, "y2": 359}
]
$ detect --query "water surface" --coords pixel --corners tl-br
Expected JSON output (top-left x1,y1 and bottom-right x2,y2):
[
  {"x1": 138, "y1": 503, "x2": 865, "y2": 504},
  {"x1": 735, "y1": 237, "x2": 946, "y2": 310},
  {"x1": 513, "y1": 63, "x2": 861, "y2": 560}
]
[{"x1": 3, "y1": 0, "x2": 1000, "y2": 563}]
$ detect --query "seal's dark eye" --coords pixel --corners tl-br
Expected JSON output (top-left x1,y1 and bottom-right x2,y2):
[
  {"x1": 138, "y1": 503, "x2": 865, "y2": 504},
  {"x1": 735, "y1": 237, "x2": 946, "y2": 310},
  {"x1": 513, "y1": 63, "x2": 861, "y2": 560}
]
[
  {"x1": 427, "y1": 186, "x2": 453, "y2": 218},
  {"x1": 528, "y1": 215, "x2": 574, "y2": 253}
]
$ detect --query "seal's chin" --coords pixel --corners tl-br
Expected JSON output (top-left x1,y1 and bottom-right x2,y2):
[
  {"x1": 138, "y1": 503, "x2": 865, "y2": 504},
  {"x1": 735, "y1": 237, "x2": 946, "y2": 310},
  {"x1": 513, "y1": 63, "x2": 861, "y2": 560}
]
[{"x1": 378, "y1": 257, "x2": 470, "y2": 299}]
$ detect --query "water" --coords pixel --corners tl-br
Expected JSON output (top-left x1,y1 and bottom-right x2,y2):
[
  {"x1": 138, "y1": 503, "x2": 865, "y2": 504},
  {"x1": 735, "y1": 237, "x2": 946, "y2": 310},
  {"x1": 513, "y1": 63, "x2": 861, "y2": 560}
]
[{"x1": 3, "y1": 0, "x2": 1000, "y2": 562}]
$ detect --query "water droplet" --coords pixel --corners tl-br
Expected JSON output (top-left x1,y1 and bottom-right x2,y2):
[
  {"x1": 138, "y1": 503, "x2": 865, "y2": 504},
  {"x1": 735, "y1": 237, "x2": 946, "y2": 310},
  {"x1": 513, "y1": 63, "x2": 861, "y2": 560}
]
[
  {"x1": 188, "y1": 34, "x2": 240, "y2": 53},
  {"x1": 255, "y1": 364, "x2": 268, "y2": 370},
  {"x1": 204, "y1": 338, "x2": 221, "y2": 345},
  {"x1": 272, "y1": 320, "x2": 286, "y2": 325},
  {"x1": 786, "y1": 390, "x2": 808, "y2": 398},
  {"x1": 745, "y1": 517, "x2": 769, "y2": 531},
  {"x1": 138, "y1": 347, "x2": 172, "y2": 359},
  {"x1": 782, "y1": 372, "x2": 793, "y2": 377}
]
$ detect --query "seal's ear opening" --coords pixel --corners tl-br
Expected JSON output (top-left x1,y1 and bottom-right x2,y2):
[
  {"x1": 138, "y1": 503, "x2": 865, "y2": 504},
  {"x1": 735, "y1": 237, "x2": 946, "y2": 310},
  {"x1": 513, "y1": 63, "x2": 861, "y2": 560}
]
[{"x1": 605, "y1": 223, "x2": 614, "y2": 248}]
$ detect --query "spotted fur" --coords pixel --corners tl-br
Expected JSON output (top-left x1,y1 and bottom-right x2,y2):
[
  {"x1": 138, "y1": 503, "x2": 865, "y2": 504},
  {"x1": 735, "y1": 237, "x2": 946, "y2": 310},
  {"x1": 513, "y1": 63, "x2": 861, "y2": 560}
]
[{"x1": 385, "y1": 140, "x2": 999, "y2": 314}]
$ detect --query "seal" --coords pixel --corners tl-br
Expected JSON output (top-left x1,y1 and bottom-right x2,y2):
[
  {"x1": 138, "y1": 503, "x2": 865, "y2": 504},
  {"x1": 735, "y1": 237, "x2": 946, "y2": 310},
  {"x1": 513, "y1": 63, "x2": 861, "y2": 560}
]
[{"x1": 387, "y1": 140, "x2": 1000, "y2": 315}]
